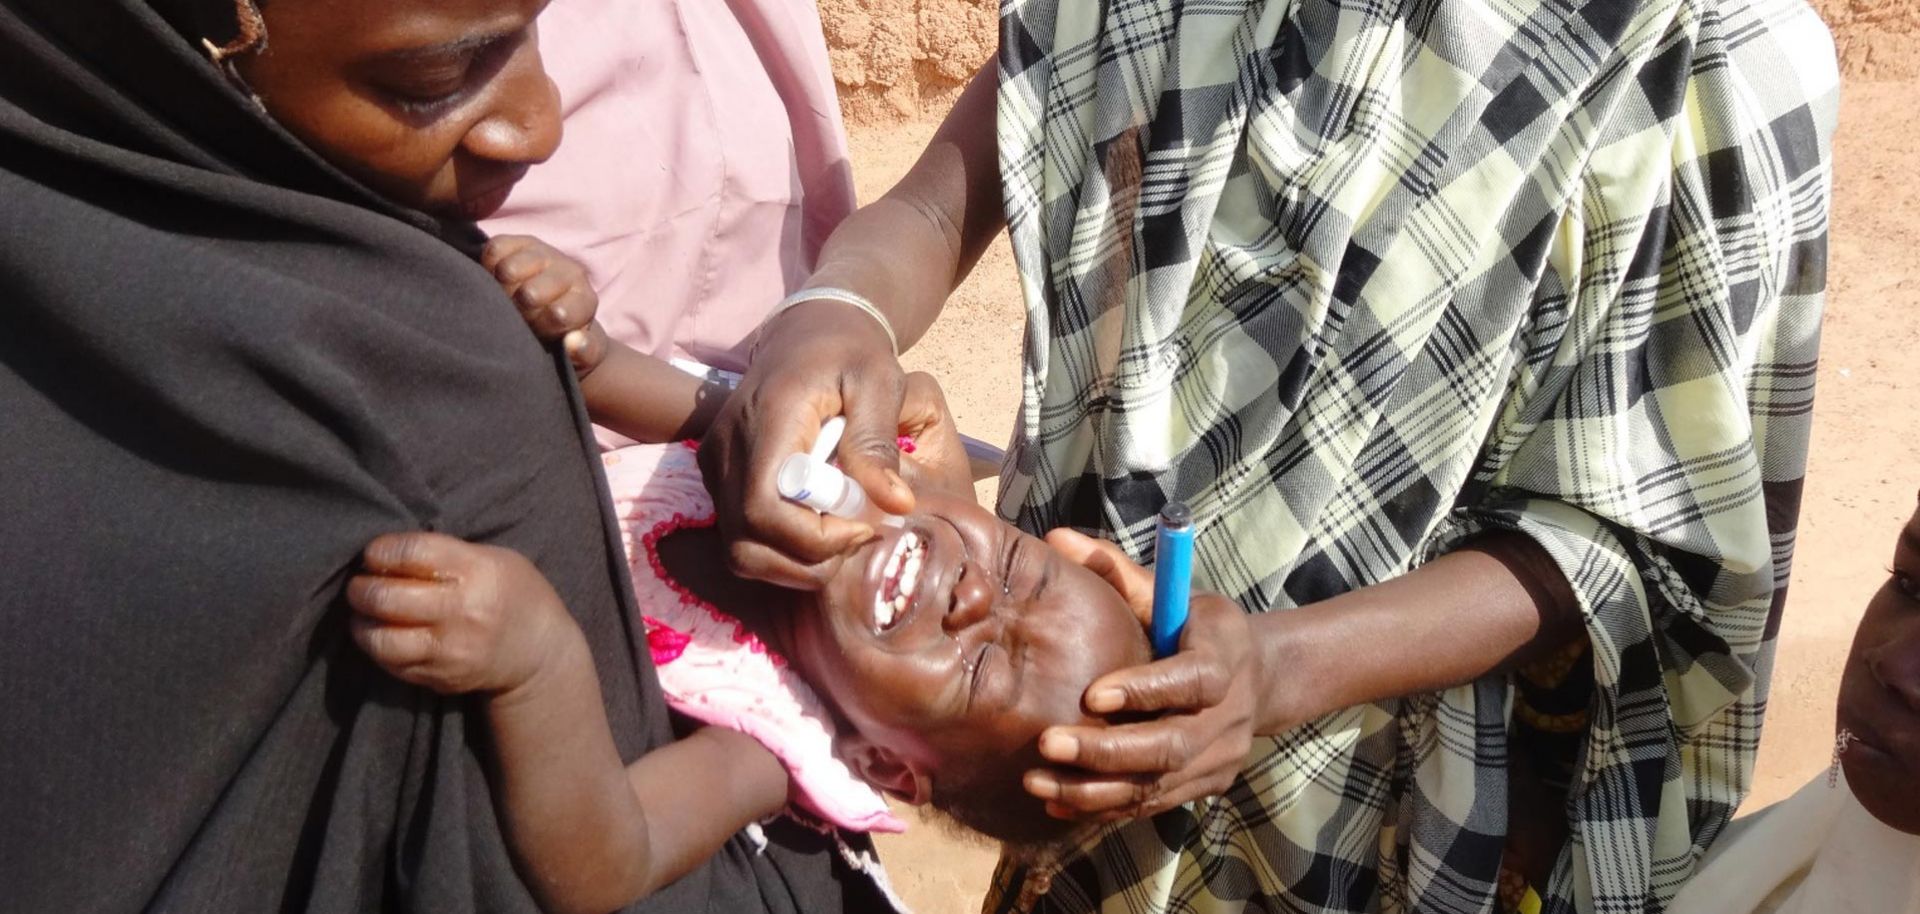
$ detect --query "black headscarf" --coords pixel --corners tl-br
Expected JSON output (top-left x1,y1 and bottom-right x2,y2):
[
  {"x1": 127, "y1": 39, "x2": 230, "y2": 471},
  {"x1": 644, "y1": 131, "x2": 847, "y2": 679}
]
[{"x1": 0, "y1": 3, "x2": 880, "y2": 911}]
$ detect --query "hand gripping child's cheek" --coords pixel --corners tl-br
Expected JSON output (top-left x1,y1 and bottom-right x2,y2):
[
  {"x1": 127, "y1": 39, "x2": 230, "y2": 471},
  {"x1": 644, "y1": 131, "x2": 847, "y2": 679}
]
[
  {"x1": 789, "y1": 492, "x2": 1151, "y2": 845},
  {"x1": 1837, "y1": 502, "x2": 1920, "y2": 835}
]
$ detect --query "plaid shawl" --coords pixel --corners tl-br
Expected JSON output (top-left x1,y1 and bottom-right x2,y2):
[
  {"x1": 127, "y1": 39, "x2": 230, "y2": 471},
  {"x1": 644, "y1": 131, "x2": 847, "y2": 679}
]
[{"x1": 987, "y1": 0, "x2": 1838, "y2": 911}]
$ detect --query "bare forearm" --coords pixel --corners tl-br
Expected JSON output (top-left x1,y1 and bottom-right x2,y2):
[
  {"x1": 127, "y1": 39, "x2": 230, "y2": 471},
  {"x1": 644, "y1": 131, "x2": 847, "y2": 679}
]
[
  {"x1": 483, "y1": 632, "x2": 655, "y2": 914},
  {"x1": 804, "y1": 62, "x2": 1004, "y2": 349},
  {"x1": 622, "y1": 727, "x2": 789, "y2": 890},
  {"x1": 351, "y1": 533, "x2": 783, "y2": 912},
  {"x1": 1252, "y1": 532, "x2": 1585, "y2": 733},
  {"x1": 579, "y1": 342, "x2": 731, "y2": 443},
  {"x1": 484, "y1": 638, "x2": 787, "y2": 914}
]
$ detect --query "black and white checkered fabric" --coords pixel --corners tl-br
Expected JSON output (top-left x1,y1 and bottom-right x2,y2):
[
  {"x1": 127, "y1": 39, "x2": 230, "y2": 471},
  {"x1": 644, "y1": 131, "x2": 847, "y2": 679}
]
[{"x1": 985, "y1": 0, "x2": 1838, "y2": 911}]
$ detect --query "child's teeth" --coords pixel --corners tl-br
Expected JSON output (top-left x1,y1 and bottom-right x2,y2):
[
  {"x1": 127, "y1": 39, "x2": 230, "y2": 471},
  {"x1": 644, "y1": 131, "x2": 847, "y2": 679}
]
[
  {"x1": 873, "y1": 532, "x2": 928, "y2": 631},
  {"x1": 884, "y1": 542, "x2": 905, "y2": 581},
  {"x1": 902, "y1": 554, "x2": 921, "y2": 597}
]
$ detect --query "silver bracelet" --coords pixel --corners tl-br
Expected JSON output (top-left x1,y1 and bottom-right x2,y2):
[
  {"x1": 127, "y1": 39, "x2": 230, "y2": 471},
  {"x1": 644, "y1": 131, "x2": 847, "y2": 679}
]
[{"x1": 763, "y1": 287, "x2": 900, "y2": 357}]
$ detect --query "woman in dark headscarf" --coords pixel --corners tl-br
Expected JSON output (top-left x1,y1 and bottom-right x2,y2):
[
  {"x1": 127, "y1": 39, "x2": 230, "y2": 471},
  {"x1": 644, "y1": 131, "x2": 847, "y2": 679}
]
[{"x1": 0, "y1": 1, "x2": 884, "y2": 911}]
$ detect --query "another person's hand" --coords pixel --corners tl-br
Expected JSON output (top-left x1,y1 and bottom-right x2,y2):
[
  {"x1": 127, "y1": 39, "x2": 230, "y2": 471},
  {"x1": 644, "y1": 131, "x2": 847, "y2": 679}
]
[
  {"x1": 483, "y1": 234, "x2": 610, "y2": 378},
  {"x1": 896, "y1": 372, "x2": 976, "y2": 501},
  {"x1": 1022, "y1": 529, "x2": 1264, "y2": 821},
  {"x1": 346, "y1": 532, "x2": 579, "y2": 697},
  {"x1": 699, "y1": 300, "x2": 915, "y2": 590}
]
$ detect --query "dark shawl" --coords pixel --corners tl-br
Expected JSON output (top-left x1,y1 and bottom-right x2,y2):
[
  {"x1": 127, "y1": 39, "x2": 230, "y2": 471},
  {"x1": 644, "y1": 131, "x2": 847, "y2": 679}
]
[{"x1": 0, "y1": 2, "x2": 879, "y2": 911}]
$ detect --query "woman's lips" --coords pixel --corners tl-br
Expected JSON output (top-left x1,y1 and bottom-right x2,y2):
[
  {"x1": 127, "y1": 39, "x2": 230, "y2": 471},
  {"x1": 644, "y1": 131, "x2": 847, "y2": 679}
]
[
  {"x1": 459, "y1": 182, "x2": 516, "y2": 220},
  {"x1": 1840, "y1": 709, "x2": 1916, "y2": 773}
]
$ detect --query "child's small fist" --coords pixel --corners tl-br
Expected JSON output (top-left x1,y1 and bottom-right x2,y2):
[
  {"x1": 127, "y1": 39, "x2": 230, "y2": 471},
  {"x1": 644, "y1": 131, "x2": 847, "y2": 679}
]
[
  {"x1": 481, "y1": 234, "x2": 609, "y2": 377},
  {"x1": 346, "y1": 532, "x2": 576, "y2": 696}
]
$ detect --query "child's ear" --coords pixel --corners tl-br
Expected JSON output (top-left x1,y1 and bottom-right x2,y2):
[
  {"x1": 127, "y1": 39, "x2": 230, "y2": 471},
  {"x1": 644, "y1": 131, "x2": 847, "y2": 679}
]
[{"x1": 839, "y1": 733, "x2": 932, "y2": 805}]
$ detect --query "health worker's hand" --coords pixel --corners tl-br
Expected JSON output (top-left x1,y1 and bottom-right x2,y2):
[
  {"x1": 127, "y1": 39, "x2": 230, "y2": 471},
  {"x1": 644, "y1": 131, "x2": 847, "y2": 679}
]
[
  {"x1": 1022, "y1": 529, "x2": 1262, "y2": 821},
  {"x1": 699, "y1": 300, "x2": 916, "y2": 590},
  {"x1": 895, "y1": 372, "x2": 976, "y2": 501}
]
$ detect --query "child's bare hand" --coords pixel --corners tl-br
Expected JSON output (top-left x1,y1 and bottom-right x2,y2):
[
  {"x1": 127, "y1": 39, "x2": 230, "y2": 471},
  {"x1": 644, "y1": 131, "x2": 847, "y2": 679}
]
[
  {"x1": 347, "y1": 532, "x2": 578, "y2": 697},
  {"x1": 482, "y1": 234, "x2": 609, "y2": 378}
]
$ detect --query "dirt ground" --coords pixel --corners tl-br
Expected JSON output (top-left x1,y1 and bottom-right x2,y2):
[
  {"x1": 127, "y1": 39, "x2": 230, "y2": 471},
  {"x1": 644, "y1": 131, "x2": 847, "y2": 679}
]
[{"x1": 848, "y1": 80, "x2": 1920, "y2": 914}]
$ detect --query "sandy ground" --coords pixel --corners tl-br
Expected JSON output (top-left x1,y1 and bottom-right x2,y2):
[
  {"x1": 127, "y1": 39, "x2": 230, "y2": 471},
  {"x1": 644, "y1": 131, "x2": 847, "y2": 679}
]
[{"x1": 847, "y1": 80, "x2": 1920, "y2": 914}]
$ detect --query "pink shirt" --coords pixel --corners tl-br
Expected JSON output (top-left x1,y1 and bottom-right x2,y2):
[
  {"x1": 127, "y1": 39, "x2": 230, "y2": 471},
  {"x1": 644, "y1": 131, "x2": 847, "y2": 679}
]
[{"x1": 485, "y1": 0, "x2": 856, "y2": 377}]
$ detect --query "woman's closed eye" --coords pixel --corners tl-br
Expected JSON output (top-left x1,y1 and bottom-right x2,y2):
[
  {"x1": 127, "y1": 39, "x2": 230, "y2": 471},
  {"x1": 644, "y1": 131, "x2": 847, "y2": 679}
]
[
  {"x1": 368, "y1": 34, "x2": 516, "y2": 117},
  {"x1": 384, "y1": 75, "x2": 469, "y2": 115},
  {"x1": 371, "y1": 56, "x2": 479, "y2": 114}
]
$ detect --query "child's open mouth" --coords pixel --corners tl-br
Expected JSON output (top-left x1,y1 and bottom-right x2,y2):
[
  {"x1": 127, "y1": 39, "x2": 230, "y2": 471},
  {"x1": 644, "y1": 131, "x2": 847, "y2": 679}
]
[{"x1": 873, "y1": 529, "x2": 927, "y2": 632}]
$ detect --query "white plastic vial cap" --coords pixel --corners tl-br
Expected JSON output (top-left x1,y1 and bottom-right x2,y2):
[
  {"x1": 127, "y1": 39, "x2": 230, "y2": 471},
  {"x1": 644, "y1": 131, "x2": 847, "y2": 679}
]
[{"x1": 776, "y1": 453, "x2": 869, "y2": 519}]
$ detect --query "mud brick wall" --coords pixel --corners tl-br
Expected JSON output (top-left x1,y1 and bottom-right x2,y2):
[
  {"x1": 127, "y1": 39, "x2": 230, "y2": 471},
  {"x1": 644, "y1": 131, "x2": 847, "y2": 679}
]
[{"x1": 821, "y1": 0, "x2": 1914, "y2": 125}]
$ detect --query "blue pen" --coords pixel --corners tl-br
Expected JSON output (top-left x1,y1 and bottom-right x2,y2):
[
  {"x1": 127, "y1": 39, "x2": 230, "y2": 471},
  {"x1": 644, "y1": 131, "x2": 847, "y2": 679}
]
[{"x1": 1149, "y1": 502, "x2": 1195, "y2": 658}]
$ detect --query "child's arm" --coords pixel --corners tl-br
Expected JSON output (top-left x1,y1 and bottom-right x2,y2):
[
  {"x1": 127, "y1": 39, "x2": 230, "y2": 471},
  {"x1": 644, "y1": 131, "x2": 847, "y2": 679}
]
[
  {"x1": 575, "y1": 342, "x2": 732, "y2": 443},
  {"x1": 347, "y1": 533, "x2": 786, "y2": 914},
  {"x1": 483, "y1": 235, "x2": 731, "y2": 441}
]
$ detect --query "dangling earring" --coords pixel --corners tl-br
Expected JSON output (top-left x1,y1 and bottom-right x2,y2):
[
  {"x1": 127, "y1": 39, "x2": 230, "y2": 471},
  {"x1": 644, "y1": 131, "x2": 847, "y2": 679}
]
[
  {"x1": 200, "y1": 0, "x2": 269, "y2": 110},
  {"x1": 1828, "y1": 728, "x2": 1856, "y2": 788},
  {"x1": 203, "y1": 0, "x2": 267, "y2": 65}
]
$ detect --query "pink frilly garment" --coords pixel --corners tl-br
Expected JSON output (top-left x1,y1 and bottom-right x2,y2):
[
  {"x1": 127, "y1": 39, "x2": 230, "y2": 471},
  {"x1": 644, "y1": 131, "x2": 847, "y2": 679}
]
[{"x1": 600, "y1": 441, "x2": 908, "y2": 837}]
